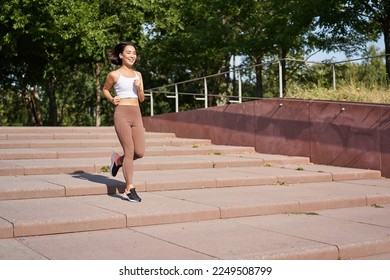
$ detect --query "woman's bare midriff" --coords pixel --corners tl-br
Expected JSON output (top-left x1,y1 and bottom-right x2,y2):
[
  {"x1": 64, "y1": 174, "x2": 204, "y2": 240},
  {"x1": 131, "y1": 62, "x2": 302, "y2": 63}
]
[{"x1": 118, "y1": 98, "x2": 139, "y2": 106}]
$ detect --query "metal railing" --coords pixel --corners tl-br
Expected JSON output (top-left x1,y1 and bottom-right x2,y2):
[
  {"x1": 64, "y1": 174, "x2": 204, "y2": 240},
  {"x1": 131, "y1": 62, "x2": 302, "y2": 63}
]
[
  {"x1": 144, "y1": 63, "x2": 265, "y2": 116},
  {"x1": 144, "y1": 54, "x2": 389, "y2": 116}
]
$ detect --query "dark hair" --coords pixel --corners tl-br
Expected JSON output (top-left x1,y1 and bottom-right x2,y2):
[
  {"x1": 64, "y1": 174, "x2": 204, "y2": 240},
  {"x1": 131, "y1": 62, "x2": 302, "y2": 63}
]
[{"x1": 107, "y1": 42, "x2": 137, "y2": 65}]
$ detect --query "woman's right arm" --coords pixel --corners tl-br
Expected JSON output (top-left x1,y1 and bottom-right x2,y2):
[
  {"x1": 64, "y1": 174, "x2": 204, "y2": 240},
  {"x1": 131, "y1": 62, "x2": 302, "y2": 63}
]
[{"x1": 103, "y1": 72, "x2": 119, "y2": 105}]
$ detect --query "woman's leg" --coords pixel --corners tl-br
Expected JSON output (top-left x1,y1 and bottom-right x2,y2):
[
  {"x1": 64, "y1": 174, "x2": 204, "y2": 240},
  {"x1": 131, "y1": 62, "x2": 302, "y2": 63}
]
[
  {"x1": 114, "y1": 106, "x2": 134, "y2": 187},
  {"x1": 131, "y1": 106, "x2": 145, "y2": 161},
  {"x1": 114, "y1": 106, "x2": 144, "y2": 199}
]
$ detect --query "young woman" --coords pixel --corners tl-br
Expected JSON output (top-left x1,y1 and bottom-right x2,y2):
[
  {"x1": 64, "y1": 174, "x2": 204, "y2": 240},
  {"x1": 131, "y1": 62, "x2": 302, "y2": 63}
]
[{"x1": 102, "y1": 42, "x2": 145, "y2": 202}]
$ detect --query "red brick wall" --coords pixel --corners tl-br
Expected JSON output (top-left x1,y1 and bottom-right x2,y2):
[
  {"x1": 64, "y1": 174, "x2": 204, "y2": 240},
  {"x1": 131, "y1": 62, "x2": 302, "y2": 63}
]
[{"x1": 143, "y1": 99, "x2": 390, "y2": 178}]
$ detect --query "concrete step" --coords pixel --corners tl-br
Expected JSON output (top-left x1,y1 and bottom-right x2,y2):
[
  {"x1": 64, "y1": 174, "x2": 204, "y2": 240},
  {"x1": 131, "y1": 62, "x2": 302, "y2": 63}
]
[
  {"x1": 0, "y1": 153, "x2": 311, "y2": 176},
  {"x1": 0, "y1": 126, "x2": 117, "y2": 133},
  {"x1": 0, "y1": 200, "x2": 389, "y2": 260},
  {"x1": 0, "y1": 131, "x2": 175, "y2": 140},
  {"x1": 0, "y1": 145, "x2": 255, "y2": 160},
  {"x1": 0, "y1": 179, "x2": 389, "y2": 240},
  {"x1": 0, "y1": 129, "x2": 270, "y2": 176},
  {"x1": 0, "y1": 128, "x2": 175, "y2": 144},
  {"x1": 0, "y1": 136, "x2": 212, "y2": 149},
  {"x1": 0, "y1": 163, "x2": 381, "y2": 200},
  {"x1": 0, "y1": 126, "x2": 388, "y2": 260}
]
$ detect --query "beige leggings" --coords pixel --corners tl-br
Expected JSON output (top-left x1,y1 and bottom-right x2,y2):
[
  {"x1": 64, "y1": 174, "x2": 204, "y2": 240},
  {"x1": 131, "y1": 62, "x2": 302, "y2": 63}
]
[{"x1": 114, "y1": 105, "x2": 145, "y2": 185}]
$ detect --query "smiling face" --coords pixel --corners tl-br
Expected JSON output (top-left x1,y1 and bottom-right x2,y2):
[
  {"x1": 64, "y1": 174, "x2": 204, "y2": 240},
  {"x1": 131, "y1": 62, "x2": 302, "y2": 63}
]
[{"x1": 120, "y1": 45, "x2": 137, "y2": 66}]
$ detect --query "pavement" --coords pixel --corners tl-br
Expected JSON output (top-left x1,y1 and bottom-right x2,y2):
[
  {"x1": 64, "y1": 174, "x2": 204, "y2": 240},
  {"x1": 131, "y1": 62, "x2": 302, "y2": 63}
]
[{"x1": 0, "y1": 126, "x2": 389, "y2": 260}]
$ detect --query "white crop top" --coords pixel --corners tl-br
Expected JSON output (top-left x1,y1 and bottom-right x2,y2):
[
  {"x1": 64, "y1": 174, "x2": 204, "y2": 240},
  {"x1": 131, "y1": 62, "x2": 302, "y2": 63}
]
[{"x1": 114, "y1": 72, "x2": 139, "y2": 99}]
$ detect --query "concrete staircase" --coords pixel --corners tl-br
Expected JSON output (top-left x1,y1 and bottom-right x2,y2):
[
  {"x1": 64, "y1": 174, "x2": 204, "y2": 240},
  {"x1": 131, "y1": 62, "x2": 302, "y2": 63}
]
[{"x1": 0, "y1": 126, "x2": 389, "y2": 260}]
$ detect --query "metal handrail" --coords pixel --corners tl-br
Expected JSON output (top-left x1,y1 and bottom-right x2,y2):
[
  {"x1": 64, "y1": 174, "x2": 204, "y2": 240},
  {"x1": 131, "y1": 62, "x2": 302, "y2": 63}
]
[{"x1": 144, "y1": 54, "x2": 390, "y2": 116}]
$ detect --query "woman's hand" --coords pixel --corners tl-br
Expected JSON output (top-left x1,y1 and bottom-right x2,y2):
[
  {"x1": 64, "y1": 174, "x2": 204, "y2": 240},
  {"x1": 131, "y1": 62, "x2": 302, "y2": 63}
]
[
  {"x1": 134, "y1": 73, "x2": 145, "y2": 102},
  {"x1": 134, "y1": 79, "x2": 142, "y2": 90},
  {"x1": 111, "y1": 96, "x2": 120, "y2": 105}
]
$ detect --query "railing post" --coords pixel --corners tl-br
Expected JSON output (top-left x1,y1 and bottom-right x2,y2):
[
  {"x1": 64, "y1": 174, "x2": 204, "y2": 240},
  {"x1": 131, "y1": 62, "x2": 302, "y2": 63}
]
[
  {"x1": 279, "y1": 60, "x2": 283, "y2": 98},
  {"x1": 332, "y1": 63, "x2": 336, "y2": 90},
  {"x1": 149, "y1": 90, "x2": 154, "y2": 116},
  {"x1": 238, "y1": 69, "x2": 242, "y2": 103},
  {"x1": 145, "y1": 90, "x2": 154, "y2": 116},
  {"x1": 204, "y1": 77, "x2": 208, "y2": 108},
  {"x1": 174, "y1": 84, "x2": 179, "y2": 112}
]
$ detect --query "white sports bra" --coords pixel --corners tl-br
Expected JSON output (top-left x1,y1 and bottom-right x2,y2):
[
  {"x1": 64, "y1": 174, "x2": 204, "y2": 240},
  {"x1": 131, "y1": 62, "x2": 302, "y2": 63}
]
[{"x1": 114, "y1": 72, "x2": 139, "y2": 99}]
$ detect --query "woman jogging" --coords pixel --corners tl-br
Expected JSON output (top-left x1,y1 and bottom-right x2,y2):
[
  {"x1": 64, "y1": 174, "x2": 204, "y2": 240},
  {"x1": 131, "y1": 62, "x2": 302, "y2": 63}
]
[{"x1": 102, "y1": 42, "x2": 145, "y2": 202}]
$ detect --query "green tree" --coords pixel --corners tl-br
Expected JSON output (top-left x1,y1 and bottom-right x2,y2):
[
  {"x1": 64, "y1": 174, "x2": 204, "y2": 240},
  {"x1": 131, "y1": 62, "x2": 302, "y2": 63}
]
[
  {"x1": 0, "y1": 0, "x2": 50, "y2": 125},
  {"x1": 1, "y1": 0, "x2": 389, "y2": 125},
  {"x1": 0, "y1": 0, "x2": 146, "y2": 126},
  {"x1": 140, "y1": 0, "x2": 227, "y2": 108},
  {"x1": 41, "y1": 0, "x2": 142, "y2": 125},
  {"x1": 305, "y1": 0, "x2": 389, "y2": 80}
]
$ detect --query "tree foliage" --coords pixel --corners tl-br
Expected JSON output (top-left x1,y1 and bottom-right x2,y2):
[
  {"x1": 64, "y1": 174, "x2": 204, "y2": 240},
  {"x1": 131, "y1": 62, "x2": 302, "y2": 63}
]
[{"x1": 0, "y1": 0, "x2": 388, "y2": 126}]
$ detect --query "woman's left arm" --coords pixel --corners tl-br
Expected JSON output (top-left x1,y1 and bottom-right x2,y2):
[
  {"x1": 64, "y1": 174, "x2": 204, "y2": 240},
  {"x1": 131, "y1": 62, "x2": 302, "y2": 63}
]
[{"x1": 135, "y1": 71, "x2": 145, "y2": 102}]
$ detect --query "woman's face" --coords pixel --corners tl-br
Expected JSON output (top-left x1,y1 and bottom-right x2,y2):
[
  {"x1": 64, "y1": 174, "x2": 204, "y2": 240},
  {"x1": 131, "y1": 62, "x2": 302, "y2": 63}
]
[{"x1": 121, "y1": 45, "x2": 137, "y2": 65}]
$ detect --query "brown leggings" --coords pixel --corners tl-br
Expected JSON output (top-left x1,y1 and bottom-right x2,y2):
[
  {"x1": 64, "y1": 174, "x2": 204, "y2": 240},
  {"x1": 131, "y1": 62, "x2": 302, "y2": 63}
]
[{"x1": 114, "y1": 105, "x2": 145, "y2": 185}]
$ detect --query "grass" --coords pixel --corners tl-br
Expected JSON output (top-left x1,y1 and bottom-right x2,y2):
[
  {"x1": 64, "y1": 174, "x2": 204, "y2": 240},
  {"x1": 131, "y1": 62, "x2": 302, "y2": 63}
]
[
  {"x1": 285, "y1": 82, "x2": 390, "y2": 104},
  {"x1": 100, "y1": 166, "x2": 109, "y2": 173},
  {"x1": 290, "y1": 212, "x2": 319, "y2": 216},
  {"x1": 371, "y1": 203, "x2": 384, "y2": 208}
]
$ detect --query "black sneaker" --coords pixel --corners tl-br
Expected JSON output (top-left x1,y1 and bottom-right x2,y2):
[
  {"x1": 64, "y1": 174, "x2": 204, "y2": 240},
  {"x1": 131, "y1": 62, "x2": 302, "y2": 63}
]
[
  {"x1": 127, "y1": 188, "x2": 142, "y2": 202},
  {"x1": 110, "y1": 152, "x2": 121, "y2": 177}
]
